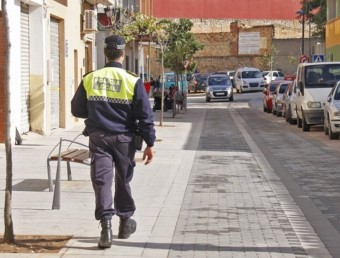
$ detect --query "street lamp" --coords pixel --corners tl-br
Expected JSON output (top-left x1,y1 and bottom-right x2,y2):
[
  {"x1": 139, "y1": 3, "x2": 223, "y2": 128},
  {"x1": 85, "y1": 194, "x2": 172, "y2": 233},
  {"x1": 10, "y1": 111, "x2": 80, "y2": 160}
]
[{"x1": 296, "y1": 9, "x2": 305, "y2": 56}]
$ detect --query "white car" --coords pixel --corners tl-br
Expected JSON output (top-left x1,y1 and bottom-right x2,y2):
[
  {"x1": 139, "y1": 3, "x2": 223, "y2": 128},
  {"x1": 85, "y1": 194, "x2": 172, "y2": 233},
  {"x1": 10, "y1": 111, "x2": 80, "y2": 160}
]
[
  {"x1": 263, "y1": 70, "x2": 285, "y2": 84},
  {"x1": 282, "y1": 79, "x2": 298, "y2": 124},
  {"x1": 234, "y1": 67, "x2": 266, "y2": 93},
  {"x1": 324, "y1": 81, "x2": 340, "y2": 139},
  {"x1": 226, "y1": 70, "x2": 236, "y2": 87}
]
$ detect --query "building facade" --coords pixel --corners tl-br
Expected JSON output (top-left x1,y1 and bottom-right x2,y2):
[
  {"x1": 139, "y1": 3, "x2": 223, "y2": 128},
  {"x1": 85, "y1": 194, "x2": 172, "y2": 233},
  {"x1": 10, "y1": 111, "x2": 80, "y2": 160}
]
[
  {"x1": 0, "y1": 0, "x2": 98, "y2": 142},
  {"x1": 326, "y1": 0, "x2": 340, "y2": 61},
  {"x1": 0, "y1": 0, "x2": 147, "y2": 143}
]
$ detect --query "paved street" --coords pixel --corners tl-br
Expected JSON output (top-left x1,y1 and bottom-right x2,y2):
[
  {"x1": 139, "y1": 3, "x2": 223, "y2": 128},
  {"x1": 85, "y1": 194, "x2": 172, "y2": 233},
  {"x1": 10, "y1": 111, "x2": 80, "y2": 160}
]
[{"x1": 0, "y1": 92, "x2": 340, "y2": 257}]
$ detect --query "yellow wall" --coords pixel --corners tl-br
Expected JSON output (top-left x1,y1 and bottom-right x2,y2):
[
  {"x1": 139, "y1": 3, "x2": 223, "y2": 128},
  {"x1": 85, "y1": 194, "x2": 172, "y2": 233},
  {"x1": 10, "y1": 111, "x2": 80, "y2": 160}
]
[{"x1": 326, "y1": 17, "x2": 340, "y2": 49}]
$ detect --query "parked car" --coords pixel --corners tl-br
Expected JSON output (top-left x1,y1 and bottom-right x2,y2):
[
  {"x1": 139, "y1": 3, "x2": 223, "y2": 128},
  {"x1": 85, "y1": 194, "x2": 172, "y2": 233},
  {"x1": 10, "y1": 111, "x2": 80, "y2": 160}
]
[
  {"x1": 324, "y1": 81, "x2": 340, "y2": 139},
  {"x1": 195, "y1": 73, "x2": 209, "y2": 92},
  {"x1": 188, "y1": 73, "x2": 199, "y2": 93},
  {"x1": 272, "y1": 81, "x2": 292, "y2": 117},
  {"x1": 282, "y1": 79, "x2": 298, "y2": 124},
  {"x1": 262, "y1": 80, "x2": 284, "y2": 113},
  {"x1": 262, "y1": 70, "x2": 285, "y2": 84},
  {"x1": 284, "y1": 72, "x2": 297, "y2": 81},
  {"x1": 295, "y1": 62, "x2": 340, "y2": 132},
  {"x1": 160, "y1": 72, "x2": 188, "y2": 92},
  {"x1": 234, "y1": 67, "x2": 266, "y2": 93},
  {"x1": 205, "y1": 73, "x2": 233, "y2": 102},
  {"x1": 226, "y1": 70, "x2": 236, "y2": 87}
]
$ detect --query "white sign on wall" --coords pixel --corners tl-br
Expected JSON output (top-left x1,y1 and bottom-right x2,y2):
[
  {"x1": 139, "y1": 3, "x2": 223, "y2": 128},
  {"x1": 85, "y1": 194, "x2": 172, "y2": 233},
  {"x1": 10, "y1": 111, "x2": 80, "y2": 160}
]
[{"x1": 238, "y1": 32, "x2": 260, "y2": 55}]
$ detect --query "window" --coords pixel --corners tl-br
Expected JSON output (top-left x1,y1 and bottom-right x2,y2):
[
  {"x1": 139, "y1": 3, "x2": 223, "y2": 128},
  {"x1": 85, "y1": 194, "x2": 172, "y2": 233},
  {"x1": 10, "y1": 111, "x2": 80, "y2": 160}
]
[
  {"x1": 54, "y1": 0, "x2": 67, "y2": 6},
  {"x1": 328, "y1": 0, "x2": 336, "y2": 20},
  {"x1": 242, "y1": 70, "x2": 263, "y2": 78}
]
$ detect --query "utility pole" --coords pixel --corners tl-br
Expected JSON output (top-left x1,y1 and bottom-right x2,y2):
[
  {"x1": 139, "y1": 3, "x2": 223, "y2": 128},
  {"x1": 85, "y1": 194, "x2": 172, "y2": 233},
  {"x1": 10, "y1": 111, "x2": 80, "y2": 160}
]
[{"x1": 302, "y1": 0, "x2": 305, "y2": 56}]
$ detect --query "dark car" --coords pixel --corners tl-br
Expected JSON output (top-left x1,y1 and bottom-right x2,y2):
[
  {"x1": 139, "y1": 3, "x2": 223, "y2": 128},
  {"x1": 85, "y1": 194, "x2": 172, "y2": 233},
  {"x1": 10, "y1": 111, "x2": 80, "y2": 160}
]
[{"x1": 195, "y1": 73, "x2": 209, "y2": 91}]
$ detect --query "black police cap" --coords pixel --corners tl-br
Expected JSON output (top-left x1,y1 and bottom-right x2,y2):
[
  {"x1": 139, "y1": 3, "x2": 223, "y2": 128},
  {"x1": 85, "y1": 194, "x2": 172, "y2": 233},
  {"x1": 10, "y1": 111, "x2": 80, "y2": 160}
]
[{"x1": 105, "y1": 35, "x2": 125, "y2": 50}]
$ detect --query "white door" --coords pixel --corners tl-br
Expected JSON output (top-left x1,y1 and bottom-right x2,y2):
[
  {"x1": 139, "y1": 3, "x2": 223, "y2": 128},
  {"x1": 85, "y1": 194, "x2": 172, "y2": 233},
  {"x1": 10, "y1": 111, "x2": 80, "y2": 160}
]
[
  {"x1": 50, "y1": 17, "x2": 60, "y2": 129},
  {"x1": 20, "y1": 3, "x2": 30, "y2": 133}
]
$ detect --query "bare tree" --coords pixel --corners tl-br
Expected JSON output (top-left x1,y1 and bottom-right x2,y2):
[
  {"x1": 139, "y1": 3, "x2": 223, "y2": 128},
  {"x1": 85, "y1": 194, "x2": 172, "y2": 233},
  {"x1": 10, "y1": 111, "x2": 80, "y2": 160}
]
[{"x1": 2, "y1": 0, "x2": 15, "y2": 243}]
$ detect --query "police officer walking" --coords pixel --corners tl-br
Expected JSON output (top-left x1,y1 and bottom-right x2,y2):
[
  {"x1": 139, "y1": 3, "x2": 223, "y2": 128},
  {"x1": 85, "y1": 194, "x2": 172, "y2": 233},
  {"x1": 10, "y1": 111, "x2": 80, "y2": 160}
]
[{"x1": 71, "y1": 35, "x2": 156, "y2": 249}]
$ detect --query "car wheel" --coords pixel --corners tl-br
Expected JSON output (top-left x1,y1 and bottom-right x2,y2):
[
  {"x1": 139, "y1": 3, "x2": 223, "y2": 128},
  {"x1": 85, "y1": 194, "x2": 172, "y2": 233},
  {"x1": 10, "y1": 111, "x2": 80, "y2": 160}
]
[
  {"x1": 206, "y1": 97, "x2": 211, "y2": 102},
  {"x1": 328, "y1": 116, "x2": 338, "y2": 139},
  {"x1": 324, "y1": 115, "x2": 329, "y2": 135},
  {"x1": 267, "y1": 105, "x2": 271, "y2": 113},
  {"x1": 302, "y1": 112, "x2": 310, "y2": 132},
  {"x1": 285, "y1": 108, "x2": 290, "y2": 122},
  {"x1": 297, "y1": 115, "x2": 302, "y2": 128},
  {"x1": 272, "y1": 108, "x2": 276, "y2": 115},
  {"x1": 229, "y1": 95, "x2": 234, "y2": 101}
]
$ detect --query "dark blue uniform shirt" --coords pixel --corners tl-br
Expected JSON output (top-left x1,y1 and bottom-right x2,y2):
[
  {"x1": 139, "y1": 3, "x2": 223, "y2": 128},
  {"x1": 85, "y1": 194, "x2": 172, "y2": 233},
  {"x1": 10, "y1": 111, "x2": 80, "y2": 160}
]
[{"x1": 71, "y1": 62, "x2": 156, "y2": 147}]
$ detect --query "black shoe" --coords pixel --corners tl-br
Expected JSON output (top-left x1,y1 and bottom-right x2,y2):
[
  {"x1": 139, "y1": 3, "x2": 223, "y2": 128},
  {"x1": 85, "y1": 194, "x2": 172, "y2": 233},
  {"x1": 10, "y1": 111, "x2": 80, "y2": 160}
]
[
  {"x1": 98, "y1": 219, "x2": 112, "y2": 249},
  {"x1": 118, "y1": 218, "x2": 137, "y2": 239}
]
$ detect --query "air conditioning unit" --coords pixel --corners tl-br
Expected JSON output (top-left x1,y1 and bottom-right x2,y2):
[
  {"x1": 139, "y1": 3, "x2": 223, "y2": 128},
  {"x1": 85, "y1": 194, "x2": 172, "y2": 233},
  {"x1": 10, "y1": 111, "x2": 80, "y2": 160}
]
[{"x1": 83, "y1": 10, "x2": 97, "y2": 33}]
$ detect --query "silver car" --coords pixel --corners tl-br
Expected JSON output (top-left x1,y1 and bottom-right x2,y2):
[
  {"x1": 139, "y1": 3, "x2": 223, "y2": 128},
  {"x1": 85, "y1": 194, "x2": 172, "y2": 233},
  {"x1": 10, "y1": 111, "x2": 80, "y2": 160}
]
[
  {"x1": 205, "y1": 73, "x2": 233, "y2": 102},
  {"x1": 324, "y1": 81, "x2": 340, "y2": 139},
  {"x1": 272, "y1": 81, "x2": 291, "y2": 117},
  {"x1": 282, "y1": 79, "x2": 298, "y2": 124}
]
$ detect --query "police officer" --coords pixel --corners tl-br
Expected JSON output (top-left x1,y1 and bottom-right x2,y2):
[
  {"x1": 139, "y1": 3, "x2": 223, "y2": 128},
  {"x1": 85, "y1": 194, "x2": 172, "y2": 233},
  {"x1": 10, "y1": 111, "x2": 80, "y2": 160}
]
[{"x1": 71, "y1": 35, "x2": 155, "y2": 249}]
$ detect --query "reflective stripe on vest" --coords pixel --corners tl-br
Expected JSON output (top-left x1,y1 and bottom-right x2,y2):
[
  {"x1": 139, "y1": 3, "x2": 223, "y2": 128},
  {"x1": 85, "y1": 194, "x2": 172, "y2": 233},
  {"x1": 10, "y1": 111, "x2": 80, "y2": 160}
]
[{"x1": 83, "y1": 67, "x2": 139, "y2": 104}]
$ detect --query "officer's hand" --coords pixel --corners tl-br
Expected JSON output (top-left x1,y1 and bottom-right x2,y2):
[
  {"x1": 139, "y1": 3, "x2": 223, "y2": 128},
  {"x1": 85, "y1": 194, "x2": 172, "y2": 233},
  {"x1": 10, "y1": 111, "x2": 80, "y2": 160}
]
[{"x1": 143, "y1": 147, "x2": 154, "y2": 165}]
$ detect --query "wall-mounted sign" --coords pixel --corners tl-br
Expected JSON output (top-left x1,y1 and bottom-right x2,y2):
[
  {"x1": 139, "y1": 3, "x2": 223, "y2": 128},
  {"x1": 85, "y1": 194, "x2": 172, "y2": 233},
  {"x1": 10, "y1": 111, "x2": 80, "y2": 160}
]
[{"x1": 238, "y1": 32, "x2": 260, "y2": 55}]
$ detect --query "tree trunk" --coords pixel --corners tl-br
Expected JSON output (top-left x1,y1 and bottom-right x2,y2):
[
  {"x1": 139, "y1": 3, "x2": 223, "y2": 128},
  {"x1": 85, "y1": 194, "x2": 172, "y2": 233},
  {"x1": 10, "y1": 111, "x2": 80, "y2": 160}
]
[{"x1": 2, "y1": 0, "x2": 15, "y2": 243}]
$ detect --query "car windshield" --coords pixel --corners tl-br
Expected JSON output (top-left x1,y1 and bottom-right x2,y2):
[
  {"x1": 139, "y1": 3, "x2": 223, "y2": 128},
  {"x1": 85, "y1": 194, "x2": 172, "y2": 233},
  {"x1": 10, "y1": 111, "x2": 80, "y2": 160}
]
[
  {"x1": 279, "y1": 84, "x2": 289, "y2": 93},
  {"x1": 197, "y1": 74, "x2": 208, "y2": 83},
  {"x1": 262, "y1": 71, "x2": 270, "y2": 76},
  {"x1": 166, "y1": 74, "x2": 175, "y2": 82},
  {"x1": 305, "y1": 64, "x2": 340, "y2": 88},
  {"x1": 208, "y1": 76, "x2": 230, "y2": 86},
  {"x1": 242, "y1": 70, "x2": 263, "y2": 78},
  {"x1": 334, "y1": 85, "x2": 340, "y2": 100},
  {"x1": 269, "y1": 84, "x2": 278, "y2": 92}
]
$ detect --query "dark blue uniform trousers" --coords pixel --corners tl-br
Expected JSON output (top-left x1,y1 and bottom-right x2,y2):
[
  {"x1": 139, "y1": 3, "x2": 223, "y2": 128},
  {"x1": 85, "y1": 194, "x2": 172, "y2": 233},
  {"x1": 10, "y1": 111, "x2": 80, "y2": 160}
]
[{"x1": 89, "y1": 131, "x2": 136, "y2": 221}]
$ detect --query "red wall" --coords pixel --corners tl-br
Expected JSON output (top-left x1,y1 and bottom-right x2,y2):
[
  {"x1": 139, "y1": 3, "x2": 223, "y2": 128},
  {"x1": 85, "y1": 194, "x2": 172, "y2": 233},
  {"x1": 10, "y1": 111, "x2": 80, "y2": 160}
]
[{"x1": 153, "y1": 0, "x2": 301, "y2": 20}]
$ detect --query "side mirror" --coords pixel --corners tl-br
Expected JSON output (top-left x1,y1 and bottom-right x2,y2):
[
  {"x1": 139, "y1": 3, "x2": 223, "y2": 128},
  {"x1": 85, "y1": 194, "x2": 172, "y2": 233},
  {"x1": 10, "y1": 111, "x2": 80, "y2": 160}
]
[{"x1": 327, "y1": 95, "x2": 332, "y2": 102}]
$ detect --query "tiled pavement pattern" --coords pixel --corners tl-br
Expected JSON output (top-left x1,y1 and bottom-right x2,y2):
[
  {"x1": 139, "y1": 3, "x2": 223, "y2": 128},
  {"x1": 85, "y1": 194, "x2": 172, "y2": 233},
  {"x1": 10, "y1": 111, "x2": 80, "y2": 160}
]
[
  {"x1": 168, "y1": 107, "x2": 327, "y2": 258},
  {"x1": 233, "y1": 106, "x2": 340, "y2": 257},
  {"x1": 0, "y1": 98, "x2": 337, "y2": 257}
]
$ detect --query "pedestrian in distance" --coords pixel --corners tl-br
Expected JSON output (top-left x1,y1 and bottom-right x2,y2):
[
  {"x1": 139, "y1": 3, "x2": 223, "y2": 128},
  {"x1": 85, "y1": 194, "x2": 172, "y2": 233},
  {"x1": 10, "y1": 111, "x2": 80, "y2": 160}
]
[{"x1": 71, "y1": 35, "x2": 156, "y2": 249}]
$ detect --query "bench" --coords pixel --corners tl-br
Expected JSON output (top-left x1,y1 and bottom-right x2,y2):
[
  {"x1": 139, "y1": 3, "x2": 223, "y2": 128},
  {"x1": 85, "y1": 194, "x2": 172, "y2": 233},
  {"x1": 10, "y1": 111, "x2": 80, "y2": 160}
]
[{"x1": 46, "y1": 134, "x2": 90, "y2": 210}]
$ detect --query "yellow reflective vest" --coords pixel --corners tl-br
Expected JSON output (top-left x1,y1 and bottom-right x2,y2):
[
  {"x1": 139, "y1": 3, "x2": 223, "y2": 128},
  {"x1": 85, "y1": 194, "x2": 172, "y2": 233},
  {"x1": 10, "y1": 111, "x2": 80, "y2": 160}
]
[{"x1": 82, "y1": 67, "x2": 139, "y2": 104}]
